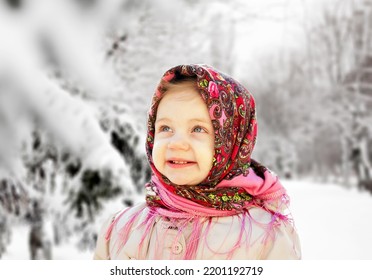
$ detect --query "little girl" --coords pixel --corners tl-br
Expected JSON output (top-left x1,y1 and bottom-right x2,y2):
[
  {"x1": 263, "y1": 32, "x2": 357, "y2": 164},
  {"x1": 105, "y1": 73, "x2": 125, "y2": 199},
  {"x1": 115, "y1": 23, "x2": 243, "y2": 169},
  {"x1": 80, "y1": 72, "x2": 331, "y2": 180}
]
[{"x1": 93, "y1": 64, "x2": 301, "y2": 260}]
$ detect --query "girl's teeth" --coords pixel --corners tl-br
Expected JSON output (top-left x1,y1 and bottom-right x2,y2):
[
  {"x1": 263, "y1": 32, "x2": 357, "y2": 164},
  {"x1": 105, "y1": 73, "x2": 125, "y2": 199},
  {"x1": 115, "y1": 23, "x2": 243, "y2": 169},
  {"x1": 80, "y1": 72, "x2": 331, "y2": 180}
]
[{"x1": 173, "y1": 161, "x2": 187, "y2": 164}]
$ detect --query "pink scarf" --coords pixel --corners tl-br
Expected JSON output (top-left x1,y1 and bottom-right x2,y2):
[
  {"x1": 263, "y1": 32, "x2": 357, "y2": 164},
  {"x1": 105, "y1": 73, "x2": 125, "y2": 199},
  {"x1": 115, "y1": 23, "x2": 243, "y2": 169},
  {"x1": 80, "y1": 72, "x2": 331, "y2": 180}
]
[{"x1": 147, "y1": 166, "x2": 286, "y2": 218}]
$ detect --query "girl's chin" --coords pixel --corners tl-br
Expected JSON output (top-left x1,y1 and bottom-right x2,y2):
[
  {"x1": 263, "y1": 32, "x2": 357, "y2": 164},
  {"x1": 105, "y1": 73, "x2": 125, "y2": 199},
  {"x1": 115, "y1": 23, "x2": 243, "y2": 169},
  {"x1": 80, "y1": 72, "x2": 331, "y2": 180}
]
[{"x1": 167, "y1": 177, "x2": 202, "y2": 186}]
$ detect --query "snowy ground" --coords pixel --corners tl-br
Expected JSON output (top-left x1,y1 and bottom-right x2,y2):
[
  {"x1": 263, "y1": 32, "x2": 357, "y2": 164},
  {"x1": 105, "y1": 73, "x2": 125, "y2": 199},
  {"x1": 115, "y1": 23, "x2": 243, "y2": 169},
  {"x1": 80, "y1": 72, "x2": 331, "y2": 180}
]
[
  {"x1": 285, "y1": 180, "x2": 372, "y2": 260},
  {"x1": 1, "y1": 223, "x2": 93, "y2": 260},
  {"x1": 2, "y1": 179, "x2": 372, "y2": 260}
]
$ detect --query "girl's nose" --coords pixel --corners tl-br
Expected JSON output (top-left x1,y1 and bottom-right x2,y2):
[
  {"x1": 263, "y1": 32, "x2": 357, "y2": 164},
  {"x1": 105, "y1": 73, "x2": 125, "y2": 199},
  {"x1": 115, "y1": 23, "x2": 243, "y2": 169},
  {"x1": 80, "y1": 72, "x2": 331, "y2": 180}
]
[{"x1": 167, "y1": 135, "x2": 190, "y2": 150}]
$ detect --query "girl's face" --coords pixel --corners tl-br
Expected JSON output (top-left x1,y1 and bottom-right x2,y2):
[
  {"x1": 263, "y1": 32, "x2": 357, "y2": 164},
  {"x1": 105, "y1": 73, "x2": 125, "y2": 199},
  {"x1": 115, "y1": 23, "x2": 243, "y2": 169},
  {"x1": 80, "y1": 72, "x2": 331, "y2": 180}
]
[{"x1": 152, "y1": 84, "x2": 215, "y2": 186}]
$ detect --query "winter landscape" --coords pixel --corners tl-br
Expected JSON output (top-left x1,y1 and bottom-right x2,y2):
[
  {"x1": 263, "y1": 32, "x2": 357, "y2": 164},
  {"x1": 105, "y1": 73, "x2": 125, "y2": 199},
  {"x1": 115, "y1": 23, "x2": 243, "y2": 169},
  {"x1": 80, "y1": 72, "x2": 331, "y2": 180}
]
[{"x1": 1, "y1": 0, "x2": 372, "y2": 261}]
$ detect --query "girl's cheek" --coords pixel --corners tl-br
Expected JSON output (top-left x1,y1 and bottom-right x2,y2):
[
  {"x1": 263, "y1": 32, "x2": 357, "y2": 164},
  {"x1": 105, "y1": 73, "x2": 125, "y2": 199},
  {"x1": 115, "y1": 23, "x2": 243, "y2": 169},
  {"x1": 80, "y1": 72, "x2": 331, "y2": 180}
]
[{"x1": 152, "y1": 145, "x2": 162, "y2": 169}]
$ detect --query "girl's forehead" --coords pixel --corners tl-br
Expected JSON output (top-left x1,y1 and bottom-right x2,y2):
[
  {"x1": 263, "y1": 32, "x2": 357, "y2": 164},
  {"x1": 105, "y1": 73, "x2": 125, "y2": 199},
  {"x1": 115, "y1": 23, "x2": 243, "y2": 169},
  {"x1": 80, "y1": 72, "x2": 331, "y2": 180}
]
[
  {"x1": 159, "y1": 87, "x2": 202, "y2": 103},
  {"x1": 154, "y1": 79, "x2": 208, "y2": 112},
  {"x1": 154, "y1": 89, "x2": 213, "y2": 124}
]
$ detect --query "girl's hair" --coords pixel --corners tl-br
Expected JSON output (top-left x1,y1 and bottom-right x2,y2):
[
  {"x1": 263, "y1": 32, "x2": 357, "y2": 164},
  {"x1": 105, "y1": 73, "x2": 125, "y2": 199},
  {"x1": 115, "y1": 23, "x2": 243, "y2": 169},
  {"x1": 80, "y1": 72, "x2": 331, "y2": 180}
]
[{"x1": 160, "y1": 76, "x2": 200, "y2": 95}]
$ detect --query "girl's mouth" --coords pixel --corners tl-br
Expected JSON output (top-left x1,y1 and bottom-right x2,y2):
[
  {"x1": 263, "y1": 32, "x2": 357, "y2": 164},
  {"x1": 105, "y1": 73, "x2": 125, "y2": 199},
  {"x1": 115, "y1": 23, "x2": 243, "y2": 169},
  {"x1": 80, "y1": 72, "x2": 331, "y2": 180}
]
[
  {"x1": 170, "y1": 160, "x2": 188, "y2": 164},
  {"x1": 166, "y1": 160, "x2": 196, "y2": 168}
]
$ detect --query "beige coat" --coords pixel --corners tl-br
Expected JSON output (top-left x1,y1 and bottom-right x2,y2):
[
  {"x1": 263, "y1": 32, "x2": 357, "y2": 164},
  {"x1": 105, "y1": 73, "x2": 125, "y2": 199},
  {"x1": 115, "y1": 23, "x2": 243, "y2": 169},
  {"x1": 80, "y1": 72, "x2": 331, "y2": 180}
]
[{"x1": 93, "y1": 203, "x2": 301, "y2": 260}]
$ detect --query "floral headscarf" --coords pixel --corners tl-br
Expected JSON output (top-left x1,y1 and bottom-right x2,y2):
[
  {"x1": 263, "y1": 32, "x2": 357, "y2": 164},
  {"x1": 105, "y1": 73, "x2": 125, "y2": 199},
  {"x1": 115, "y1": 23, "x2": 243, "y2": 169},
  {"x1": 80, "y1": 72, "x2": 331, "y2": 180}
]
[{"x1": 145, "y1": 64, "x2": 286, "y2": 216}]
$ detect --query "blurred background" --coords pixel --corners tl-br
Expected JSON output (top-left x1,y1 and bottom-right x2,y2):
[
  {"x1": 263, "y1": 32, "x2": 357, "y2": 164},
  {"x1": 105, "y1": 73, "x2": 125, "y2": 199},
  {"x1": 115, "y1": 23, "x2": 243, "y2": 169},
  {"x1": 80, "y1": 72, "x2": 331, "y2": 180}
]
[{"x1": 0, "y1": 0, "x2": 371, "y2": 260}]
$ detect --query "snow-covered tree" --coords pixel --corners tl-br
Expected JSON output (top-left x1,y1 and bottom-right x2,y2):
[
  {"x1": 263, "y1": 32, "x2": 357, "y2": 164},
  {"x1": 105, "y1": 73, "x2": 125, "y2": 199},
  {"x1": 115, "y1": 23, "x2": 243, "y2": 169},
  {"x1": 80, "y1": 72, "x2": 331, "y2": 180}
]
[
  {"x1": 301, "y1": 0, "x2": 372, "y2": 187},
  {"x1": 0, "y1": 0, "x2": 142, "y2": 257},
  {"x1": 0, "y1": 0, "x2": 242, "y2": 258},
  {"x1": 241, "y1": 0, "x2": 372, "y2": 189}
]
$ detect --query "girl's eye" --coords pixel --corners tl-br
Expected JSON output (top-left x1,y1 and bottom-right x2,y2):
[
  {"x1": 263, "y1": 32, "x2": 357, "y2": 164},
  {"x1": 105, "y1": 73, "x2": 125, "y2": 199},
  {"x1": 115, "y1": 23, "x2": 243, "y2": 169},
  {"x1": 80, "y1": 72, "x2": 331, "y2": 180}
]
[
  {"x1": 159, "y1": 125, "x2": 172, "y2": 132},
  {"x1": 193, "y1": 126, "x2": 207, "y2": 133}
]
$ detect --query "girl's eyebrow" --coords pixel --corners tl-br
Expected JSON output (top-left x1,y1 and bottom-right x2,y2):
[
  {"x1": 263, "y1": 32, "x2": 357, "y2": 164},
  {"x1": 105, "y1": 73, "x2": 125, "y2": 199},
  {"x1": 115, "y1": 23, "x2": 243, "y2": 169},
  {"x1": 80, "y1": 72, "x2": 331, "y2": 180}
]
[
  {"x1": 155, "y1": 117, "x2": 170, "y2": 124},
  {"x1": 190, "y1": 118, "x2": 212, "y2": 125},
  {"x1": 155, "y1": 117, "x2": 211, "y2": 125}
]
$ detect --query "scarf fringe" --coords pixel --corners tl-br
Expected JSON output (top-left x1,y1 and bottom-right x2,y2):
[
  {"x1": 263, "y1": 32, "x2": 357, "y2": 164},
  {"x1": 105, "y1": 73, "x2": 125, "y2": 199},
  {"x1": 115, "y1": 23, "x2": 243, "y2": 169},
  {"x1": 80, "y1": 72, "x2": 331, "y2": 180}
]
[
  {"x1": 107, "y1": 197, "x2": 290, "y2": 259},
  {"x1": 184, "y1": 217, "x2": 203, "y2": 259}
]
